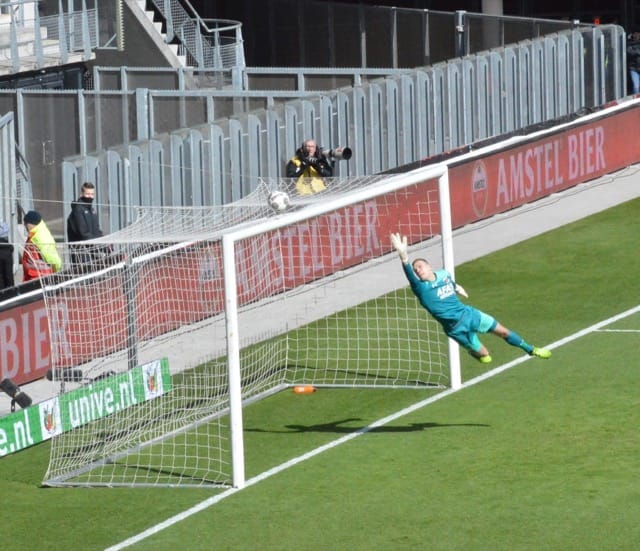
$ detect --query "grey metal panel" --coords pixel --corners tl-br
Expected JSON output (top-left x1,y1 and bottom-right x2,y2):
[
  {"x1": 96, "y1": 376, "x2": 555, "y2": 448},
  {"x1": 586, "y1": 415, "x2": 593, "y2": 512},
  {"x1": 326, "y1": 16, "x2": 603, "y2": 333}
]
[
  {"x1": 555, "y1": 34, "x2": 570, "y2": 117},
  {"x1": 191, "y1": 123, "x2": 228, "y2": 206},
  {"x1": 169, "y1": 133, "x2": 186, "y2": 207},
  {"x1": 414, "y1": 69, "x2": 435, "y2": 158},
  {"x1": 352, "y1": 87, "x2": 368, "y2": 175},
  {"x1": 246, "y1": 113, "x2": 262, "y2": 192},
  {"x1": 0, "y1": 114, "x2": 15, "y2": 231},
  {"x1": 284, "y1": 103, "x2": 300, "y2": 160},
  {"x1": 612, "y1": 26, "x2": 626, "y2": 100},
  {"x1": 61, "y1": 160, "x2": 80, "y2": 229},
  {"x1": 527, "y1": 41, "x2": 544, "y2": 126},
  {"x1": 368, "y1": 82, "x2": 385, "y2": 174},
  {"x1": 228, "y1": 118, "x2": 244, "y2": 200},
  {"x1": 146, "y1": 139, "x2": 165, "y2": 207},
  {"x1": 384, "y1": 79, "x2": 399, "y2": 170},
  {"x1": 104, "y1": 145, "x2": 138, "y2": 231},
  {"x1": 317, "y1": 96, "x2": 333, "y2": 157},
  {"x1": 125, "y1": 144, "x2": 146, "y2": 206},
  {"x1": 594, "y1": 28, "x2": 606, "y2": 107},
  {"x1": 444, "y1": 62, "x2": 462, "y2": 150},
  {"x1": 515, "y1": 45, "x2": 530, "y2": 130},
  {"x1": 334, "y1": 91, "x2": 354, "y2": 176},
  {"x1": 581, "y1": 28, "x2": 600, "y2": 108},
  {"x1": 570, "y1": 32, "x2": 586, "y2": 111},
  {"x1": 185, "y1": 129, "x2": 206, "y2": 206},
  {"x1": 300, "y1": 100, "x2": 317, "y2": 142},
  {"x1": 542, "y1": 37, "x2": 557, "y2": 121},
  {"x1": 207, "y1": 123, "x2": 229, "y2": 204},
  {"x1": 427, "y1": 66, "x2": 446, "y2": 156},
  {"x1": 601, "y1": 26, "x2": 621, "y2": 103},
  {"x1": 473, "y1": 56, "x2": 490, "y2": 140},
  {"x1": 502, "y1": 47, "x2": 517, "y2": 133},
  {"x1": 151, "y1": 134, "x2": 174, "y2": 207},
  {"x1": 265, "y1": 109, "x2": 283, "y2": 180},
  {"x1": 122, "y1": 158, "x2": 133, "y2": 228},
  {"x1": 104, "y1": 150, "x2": 125, "y2": 234},
  {"x1": 460, "y1": 58, "x2": 474, "y2": 144},
  {"x1": 399, "y1": 75, "x2": 416, "y2": 166},
  {"x1": 413, "y1": 70, "x2": 428, "y2": 159}
]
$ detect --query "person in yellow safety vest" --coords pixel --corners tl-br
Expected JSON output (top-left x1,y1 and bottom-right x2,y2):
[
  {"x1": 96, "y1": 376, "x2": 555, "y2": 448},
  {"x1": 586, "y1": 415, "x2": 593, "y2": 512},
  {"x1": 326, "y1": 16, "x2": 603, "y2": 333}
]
[
  {"x1": 285, "y1": 139, "x2": 333, "y2": 195},
  {"x1": 22, "y1": 210, "x2": 62, "y2": 282}
]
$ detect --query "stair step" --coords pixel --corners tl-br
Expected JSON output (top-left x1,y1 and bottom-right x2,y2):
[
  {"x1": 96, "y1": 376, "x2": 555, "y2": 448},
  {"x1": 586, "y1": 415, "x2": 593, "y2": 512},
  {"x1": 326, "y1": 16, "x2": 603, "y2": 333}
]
[
  {"x1": 130, "y1": 0, "x2": 187, "y2": 69},
  {"x1": 167, "y1": 43, "x2": 186, "y2": 65}
]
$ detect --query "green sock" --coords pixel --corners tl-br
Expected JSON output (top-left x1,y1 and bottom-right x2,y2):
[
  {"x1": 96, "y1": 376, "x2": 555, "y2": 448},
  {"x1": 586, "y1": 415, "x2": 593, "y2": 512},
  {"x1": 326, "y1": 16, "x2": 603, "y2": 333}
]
[{"x1": 505, "y1": 331, "x2": 533, "y2": 354}]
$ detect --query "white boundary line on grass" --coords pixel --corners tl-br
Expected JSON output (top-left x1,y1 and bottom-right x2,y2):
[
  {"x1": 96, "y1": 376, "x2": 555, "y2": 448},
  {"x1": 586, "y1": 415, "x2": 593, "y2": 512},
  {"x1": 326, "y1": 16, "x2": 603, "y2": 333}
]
[{"x1": 105, "y1": 304, "x2": 640, "y2": 551}]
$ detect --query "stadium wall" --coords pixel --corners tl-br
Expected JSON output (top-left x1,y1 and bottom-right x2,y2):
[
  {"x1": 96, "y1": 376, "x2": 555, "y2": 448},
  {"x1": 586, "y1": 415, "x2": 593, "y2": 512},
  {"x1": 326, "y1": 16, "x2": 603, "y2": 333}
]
[{"x1": 2, "y1": 100, "x2": 639, "y2": 386}]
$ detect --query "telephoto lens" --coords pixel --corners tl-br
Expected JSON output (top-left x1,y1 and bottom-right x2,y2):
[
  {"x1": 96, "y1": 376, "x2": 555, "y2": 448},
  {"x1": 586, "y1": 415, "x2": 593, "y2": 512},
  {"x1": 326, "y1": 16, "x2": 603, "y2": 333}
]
[{"x1": 322, "y1": 146, "x2": 352, "y2": 160}]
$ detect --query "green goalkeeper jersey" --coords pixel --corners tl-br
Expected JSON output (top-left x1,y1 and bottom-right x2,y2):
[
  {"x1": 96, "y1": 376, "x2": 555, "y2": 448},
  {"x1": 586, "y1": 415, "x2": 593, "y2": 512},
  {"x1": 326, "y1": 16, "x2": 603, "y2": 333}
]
[{"x1": 402, "y1": 262, "x2": 476, "y2": 333}]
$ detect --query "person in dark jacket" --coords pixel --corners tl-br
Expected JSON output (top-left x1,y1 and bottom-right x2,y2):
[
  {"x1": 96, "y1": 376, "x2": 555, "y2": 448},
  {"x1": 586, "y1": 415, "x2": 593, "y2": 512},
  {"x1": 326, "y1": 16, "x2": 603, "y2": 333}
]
[
  {"x1": 67, "y1": 182, "x2": 107, "y2": 271},
  {"x1": 0, "y1": 221, "x2": 14, "y2": 290},
  {"x1": 627, "y1": 32, "x2": 640, "y2": 94}
]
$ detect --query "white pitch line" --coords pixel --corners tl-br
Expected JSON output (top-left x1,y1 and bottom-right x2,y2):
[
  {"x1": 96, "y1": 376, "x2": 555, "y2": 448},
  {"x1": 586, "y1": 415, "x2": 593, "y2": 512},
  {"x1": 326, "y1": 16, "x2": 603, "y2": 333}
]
[
  {"x1": 595, "y1": 329, "x2": 640, "y2": 332},
  {"x1": 105, "y1": 304, "x2": 640, "y2": 551}
]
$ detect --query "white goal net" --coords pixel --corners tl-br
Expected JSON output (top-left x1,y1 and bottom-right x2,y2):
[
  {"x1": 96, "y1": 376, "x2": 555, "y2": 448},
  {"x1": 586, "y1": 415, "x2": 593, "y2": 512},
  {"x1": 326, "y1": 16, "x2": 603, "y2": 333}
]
[{"x1": 42, "y1": 164, "x2": 457, "y2": 488}]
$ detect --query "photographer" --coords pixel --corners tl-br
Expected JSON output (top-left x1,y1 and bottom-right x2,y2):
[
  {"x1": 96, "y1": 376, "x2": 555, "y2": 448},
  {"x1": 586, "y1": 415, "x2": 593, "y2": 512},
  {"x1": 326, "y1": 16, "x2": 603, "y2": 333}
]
[{"x1": 286, "y1": 139, "x2": 333, "y2": 195}]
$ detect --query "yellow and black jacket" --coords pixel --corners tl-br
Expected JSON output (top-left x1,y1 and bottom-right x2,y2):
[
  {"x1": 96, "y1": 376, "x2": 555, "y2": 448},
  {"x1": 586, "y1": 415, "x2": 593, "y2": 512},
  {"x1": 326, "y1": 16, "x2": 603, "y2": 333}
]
[{"x1": 285, "y1": 148, "x2": 333, "y2": 195}]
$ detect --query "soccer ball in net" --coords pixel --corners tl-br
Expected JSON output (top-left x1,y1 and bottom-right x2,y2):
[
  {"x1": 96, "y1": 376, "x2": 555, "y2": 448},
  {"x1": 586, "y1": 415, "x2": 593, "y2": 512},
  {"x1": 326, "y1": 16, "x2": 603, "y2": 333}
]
[{"x1": 268, "y1": 190, "x2": 291, "y2": 212}]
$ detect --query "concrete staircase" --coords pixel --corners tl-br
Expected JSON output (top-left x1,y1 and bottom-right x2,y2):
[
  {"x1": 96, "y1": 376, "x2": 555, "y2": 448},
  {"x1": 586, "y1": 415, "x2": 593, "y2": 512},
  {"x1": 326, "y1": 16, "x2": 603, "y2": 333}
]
[{"x1": 127, "y1": 0, "x2": 187, "y2": 68}]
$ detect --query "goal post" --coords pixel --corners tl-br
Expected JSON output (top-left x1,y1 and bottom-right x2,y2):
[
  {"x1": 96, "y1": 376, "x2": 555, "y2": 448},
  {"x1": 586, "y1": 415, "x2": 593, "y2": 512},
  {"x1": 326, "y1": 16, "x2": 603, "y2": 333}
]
[
  {"x1": 40, "y1": 162, "x2": 459, "y2": 489},
  {"x1": 223, "y1": 163, "x2": 458, "y2": 488},
  {"x1": 438, "y1": 167, "x2": 462, "y2": 390}
]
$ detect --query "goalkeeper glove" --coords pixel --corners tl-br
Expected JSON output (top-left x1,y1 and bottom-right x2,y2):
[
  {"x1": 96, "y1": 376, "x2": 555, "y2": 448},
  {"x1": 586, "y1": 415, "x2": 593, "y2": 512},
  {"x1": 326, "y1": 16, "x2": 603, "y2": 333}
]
[
  {"x1": 390, "y1": 233, "x2": 409, "y2": 263},
  {"x1": 455, "y1": 284, "x2": 469, "y2": 298}
]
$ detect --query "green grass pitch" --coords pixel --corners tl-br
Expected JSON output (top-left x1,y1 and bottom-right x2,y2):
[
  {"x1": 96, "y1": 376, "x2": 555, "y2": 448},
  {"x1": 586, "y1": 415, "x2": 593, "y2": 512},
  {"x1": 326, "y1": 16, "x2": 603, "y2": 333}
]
[{"x1": 1, "y1": 198, "x2": 639, "y2": 550}]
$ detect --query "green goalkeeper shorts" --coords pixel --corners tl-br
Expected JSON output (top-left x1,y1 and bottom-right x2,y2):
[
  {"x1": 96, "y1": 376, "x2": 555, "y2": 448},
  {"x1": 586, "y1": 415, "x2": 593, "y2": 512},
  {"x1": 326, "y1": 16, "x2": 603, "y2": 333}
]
[{"x1": 448, "y1": 308, "x2": 497, "y2": 352}]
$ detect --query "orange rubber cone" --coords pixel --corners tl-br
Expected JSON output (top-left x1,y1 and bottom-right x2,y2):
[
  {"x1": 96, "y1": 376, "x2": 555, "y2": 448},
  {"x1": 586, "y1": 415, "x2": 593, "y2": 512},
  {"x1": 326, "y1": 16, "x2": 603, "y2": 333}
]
[{"x1": 293, "y1": 385, "x2": 316, "y2": 394}]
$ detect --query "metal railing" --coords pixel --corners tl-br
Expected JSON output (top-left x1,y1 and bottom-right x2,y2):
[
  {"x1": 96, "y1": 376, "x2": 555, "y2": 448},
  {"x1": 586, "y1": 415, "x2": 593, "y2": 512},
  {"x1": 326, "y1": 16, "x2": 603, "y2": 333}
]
[
  {"x1": 148, "y1": 0, "x2": 245, "y2": 70},
  {"x1": 0, "y1": 111, "x2": 32, "y2": 269},
  {"x1": 137, "y1": 2, "x2": 583, "y2": 82},
  {"x1": 90, "y1": 65, "x2": 416, "y2": 93},
  {"x1": 0, "y1": 0, "x2": 97, "y2": 72}
]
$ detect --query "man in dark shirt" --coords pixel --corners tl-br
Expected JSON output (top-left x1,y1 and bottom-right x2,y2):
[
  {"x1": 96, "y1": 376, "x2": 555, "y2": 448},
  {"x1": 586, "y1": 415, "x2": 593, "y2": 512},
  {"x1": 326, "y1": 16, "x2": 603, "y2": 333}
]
[
  {"x1": 67, "y1": 182, "x2": 106, "y2": 271},
  {"x1": 0, "y1": 221, "x2": 14, "y2": 290}
]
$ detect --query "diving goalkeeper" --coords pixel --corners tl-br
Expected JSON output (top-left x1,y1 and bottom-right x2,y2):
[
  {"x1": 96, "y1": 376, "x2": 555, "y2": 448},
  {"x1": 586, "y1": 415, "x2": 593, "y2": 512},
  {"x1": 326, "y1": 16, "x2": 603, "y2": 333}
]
[{"x1": 390, "y1": 233, "x2": 551, "y2": 364}]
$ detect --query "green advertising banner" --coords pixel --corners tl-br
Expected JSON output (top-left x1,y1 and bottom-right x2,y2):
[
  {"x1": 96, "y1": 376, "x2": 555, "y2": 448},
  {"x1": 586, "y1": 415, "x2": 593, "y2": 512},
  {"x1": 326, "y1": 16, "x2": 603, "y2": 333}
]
[{"x1": 0, "y1": 358, "x2": 172, "y2": 457}]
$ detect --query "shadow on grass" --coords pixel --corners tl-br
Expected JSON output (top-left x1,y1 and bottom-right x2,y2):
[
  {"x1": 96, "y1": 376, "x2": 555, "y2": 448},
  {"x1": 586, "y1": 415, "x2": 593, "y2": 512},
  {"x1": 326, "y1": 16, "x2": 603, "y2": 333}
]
[{"x1": 246, "y1": 418, "x2": 489, "y2": 434}]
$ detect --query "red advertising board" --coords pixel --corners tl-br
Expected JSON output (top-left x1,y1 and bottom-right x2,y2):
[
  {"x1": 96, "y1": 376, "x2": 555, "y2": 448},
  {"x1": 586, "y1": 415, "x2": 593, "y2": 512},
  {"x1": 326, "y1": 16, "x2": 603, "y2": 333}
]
[
  {"x1": 0, "y1": 299, "x2": 50, "y2": 383},
  {"x1": 449, "y1": 106, "x2": 640, "y2": 226}
]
